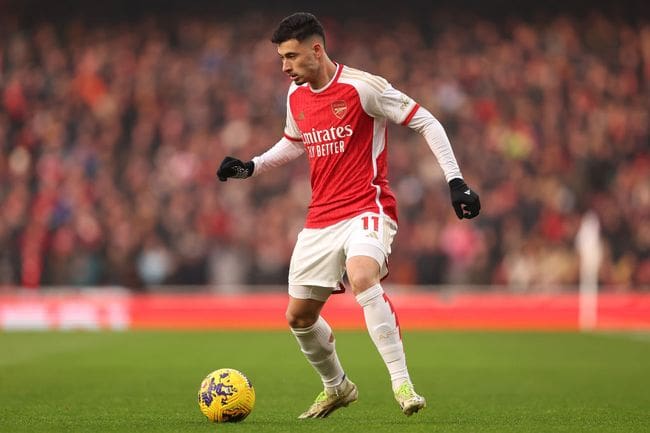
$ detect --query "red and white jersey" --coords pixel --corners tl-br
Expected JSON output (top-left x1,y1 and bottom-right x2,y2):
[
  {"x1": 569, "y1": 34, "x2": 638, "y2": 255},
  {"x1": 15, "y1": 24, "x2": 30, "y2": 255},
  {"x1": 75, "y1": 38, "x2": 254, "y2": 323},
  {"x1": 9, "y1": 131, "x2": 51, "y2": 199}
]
[{"x1": 283, "y1": 64, "x2": 420, "y2": 228}]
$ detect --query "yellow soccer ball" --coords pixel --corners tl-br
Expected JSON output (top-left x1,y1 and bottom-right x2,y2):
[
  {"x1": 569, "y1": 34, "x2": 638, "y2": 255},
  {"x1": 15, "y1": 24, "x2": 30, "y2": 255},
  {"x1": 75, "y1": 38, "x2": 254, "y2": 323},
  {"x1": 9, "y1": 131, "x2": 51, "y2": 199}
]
[{"x1": 198, "y1": 368, "x2": 256, "y2": 422}]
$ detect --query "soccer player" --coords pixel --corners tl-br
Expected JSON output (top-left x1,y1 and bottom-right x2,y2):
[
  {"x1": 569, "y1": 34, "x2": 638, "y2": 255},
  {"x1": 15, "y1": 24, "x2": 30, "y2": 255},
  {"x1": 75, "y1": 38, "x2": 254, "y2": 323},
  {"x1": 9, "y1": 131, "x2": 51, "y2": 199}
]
[{"x1": 217, "y1": 12, "x2": 480, "y2": 418}]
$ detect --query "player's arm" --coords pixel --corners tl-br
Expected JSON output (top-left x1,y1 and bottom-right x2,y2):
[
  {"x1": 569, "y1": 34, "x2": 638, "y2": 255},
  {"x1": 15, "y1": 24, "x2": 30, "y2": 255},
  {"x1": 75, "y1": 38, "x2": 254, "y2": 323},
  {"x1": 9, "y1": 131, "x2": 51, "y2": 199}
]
[
  {"x1": 405, "y1": 106, "x2": 480, "y2": 219},
  {"x1": 216, "y1": 137, "x2": 304, "y2": 181},
  {"x1": 405, "y1": 106, "x2": 461, "y2": 182},
  {"x1": 371, "y1": 81, "x2": 480, "y2": 219}
]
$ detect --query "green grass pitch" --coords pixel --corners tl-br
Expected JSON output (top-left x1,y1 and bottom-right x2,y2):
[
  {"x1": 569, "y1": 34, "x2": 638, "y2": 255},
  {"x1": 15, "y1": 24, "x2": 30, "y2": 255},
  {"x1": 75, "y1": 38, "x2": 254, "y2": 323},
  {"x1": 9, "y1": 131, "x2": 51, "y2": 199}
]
[{"x1": 1, "y1": 330, "x2": 649, "y2": 432}]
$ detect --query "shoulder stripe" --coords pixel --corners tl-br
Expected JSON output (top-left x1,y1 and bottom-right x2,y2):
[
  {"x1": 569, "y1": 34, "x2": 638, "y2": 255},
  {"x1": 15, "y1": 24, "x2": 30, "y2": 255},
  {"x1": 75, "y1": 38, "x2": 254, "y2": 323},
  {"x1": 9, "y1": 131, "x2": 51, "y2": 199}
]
[
  {"x1": 342, "y1": 69, "x2": 387, "y2": 89},
  {"x1": 341, "y1": 73, "x2": 385, "y2": 94},
  {"x1": 341, "y1": 68, "x2": 388, "y2": 93}
]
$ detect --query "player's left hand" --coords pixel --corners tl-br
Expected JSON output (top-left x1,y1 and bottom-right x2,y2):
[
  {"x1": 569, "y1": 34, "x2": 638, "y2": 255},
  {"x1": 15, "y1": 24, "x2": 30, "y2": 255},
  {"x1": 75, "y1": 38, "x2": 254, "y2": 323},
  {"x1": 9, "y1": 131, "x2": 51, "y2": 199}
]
[{"x1": 449, "y1": 178, "x2": 481, "y2": 219}]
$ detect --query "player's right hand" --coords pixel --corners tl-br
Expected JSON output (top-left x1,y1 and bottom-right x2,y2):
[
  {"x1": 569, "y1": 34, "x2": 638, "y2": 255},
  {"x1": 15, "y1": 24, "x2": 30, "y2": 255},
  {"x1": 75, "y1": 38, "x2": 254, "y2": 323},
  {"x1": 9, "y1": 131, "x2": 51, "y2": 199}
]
[{"x1": 216, "y1": 156, "x2": 254, "y2": 181}]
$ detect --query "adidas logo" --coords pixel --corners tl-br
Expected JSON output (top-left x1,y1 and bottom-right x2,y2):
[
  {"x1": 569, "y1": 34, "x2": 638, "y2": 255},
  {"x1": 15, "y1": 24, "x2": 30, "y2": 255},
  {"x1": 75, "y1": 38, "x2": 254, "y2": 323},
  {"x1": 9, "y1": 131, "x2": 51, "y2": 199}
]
[{"x1": 464, "y1": 190, "x2": 472, "y2": 195}]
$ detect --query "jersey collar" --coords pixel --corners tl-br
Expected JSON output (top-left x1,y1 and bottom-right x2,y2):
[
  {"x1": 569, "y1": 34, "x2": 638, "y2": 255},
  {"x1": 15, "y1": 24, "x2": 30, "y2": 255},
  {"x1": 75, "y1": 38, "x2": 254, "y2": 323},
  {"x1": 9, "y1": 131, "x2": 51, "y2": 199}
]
[{"x1": 309, "y1": 63, "x2": 342, "y2": 94}]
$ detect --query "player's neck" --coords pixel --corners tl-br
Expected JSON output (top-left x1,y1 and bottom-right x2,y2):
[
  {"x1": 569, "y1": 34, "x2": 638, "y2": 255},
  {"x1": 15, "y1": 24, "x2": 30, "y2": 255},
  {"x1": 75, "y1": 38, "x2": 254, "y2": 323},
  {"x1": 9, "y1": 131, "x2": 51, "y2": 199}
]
[{"x1": 309, "y1": 58, "x2": 338, "y2": 91}]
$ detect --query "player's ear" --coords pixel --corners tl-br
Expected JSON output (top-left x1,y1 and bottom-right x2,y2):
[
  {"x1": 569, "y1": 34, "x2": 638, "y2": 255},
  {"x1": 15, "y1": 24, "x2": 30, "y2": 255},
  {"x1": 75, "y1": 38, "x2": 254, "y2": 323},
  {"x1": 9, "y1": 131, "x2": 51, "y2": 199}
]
[
  {"x1": 312, "y1": 43, "x2": 321, "y2": 57},
  {"x1": 311, "y1": 38, "x2": 324, "y2": 58}
]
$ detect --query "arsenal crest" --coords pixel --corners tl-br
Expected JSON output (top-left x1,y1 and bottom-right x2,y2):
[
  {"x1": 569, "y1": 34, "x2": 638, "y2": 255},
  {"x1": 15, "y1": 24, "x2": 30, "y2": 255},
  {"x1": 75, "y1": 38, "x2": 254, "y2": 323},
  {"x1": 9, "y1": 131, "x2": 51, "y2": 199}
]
[{"x1": 331, "y1": 100, "x2": 347, "y2": 119}]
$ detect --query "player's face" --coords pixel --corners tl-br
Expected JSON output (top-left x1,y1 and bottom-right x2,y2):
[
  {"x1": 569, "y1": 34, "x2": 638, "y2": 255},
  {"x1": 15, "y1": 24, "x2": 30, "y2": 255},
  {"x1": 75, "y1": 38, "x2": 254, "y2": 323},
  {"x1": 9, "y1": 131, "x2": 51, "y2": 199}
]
[{"x1": 277, "y1": 38, "x2": 320, "y2": 86}]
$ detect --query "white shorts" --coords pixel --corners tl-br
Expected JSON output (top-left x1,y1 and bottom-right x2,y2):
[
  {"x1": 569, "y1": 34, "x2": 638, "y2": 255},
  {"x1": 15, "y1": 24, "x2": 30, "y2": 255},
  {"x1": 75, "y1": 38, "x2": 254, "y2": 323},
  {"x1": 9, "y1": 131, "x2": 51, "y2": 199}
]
[{"x1": 288, "y1": 212, "x2": 397, "y2": 301}]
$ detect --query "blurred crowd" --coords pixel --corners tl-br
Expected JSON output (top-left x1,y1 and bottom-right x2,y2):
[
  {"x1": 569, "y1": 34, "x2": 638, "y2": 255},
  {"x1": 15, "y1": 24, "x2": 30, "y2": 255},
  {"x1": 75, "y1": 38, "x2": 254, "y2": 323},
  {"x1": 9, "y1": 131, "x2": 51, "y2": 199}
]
[{"x1": 0, "y1": 8, "x2": 648, "y2": 291}]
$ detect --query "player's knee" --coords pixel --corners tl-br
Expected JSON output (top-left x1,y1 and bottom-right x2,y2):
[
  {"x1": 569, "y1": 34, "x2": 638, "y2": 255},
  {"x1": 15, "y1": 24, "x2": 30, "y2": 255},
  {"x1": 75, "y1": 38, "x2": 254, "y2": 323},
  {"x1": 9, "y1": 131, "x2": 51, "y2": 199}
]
[
  {"x1": 347, "y1": 271, "x2": 379, "y2": 295},
  {"x1": 286, "y1": 309, "x2": 318, "y2": 329},
  {"x1": 346, "y1": 255, "x2": 381, "y2": 294}
]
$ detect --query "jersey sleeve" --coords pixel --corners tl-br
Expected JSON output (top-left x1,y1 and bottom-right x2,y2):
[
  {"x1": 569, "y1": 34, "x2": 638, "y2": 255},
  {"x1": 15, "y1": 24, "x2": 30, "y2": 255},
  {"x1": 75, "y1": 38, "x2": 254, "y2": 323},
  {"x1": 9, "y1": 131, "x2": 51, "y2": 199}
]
[
  {"x1": 251, "y1": 137, "x2": 305, "y2": 177},
  {"x1": 407, "y1": 106, "x2": 462, "y2": 182},
  {"x1": 356, "y1": 73, "x2": 420, "y2": 125},
  {"x1": 377, "y1": 85, "x2": 420, "y2": 126}
]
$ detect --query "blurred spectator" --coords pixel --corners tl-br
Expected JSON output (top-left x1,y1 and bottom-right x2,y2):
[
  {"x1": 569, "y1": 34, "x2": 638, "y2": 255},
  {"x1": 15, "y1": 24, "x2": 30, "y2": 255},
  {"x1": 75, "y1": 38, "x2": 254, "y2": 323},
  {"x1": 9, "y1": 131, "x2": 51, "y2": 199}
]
[{"x1": 0, "y1": 4, "x2": 648, "y2": 291}]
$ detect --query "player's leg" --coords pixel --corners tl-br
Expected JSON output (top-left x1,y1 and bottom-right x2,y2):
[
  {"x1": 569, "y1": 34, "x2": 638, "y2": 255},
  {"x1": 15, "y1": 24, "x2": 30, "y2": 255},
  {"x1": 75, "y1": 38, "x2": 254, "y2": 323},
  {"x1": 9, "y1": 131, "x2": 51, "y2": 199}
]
[
  {"x1": 345, "y1": 215, "x2": 425, "y2": 416},
  {"x1": 287, "y1": 224, "x2": 357, "y2": 419},
  {"x1": 287, "y1": 291, "x2": 357, "y2": 419},
  {"x1": 347, "y1": 255, "x2": 410, "y2": 390},
  {"x1": 286, "y1": 293, "x2": 345, "y2": 389}
]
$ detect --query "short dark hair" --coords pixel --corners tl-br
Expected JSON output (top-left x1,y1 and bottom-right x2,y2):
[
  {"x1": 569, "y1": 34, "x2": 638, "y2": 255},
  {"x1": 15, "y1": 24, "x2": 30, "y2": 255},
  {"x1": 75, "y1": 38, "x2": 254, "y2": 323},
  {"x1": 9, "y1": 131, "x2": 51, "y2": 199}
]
[{"x1": 271, "y1": 12, "x2": 325, "y2": 45}]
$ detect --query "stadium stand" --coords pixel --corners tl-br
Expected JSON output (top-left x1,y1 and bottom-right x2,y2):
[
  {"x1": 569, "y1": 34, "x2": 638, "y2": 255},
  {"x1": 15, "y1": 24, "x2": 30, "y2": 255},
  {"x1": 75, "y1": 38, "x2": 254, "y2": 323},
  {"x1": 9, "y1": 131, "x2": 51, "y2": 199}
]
[{"x1": 0, "y1": 0, "x2": 648, "y2": 291}]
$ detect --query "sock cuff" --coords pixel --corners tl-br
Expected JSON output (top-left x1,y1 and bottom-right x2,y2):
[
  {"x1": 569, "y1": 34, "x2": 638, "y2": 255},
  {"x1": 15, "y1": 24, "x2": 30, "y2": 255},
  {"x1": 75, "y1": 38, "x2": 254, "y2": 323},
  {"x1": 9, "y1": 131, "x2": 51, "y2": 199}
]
[
  {"x1": 290, "y1": 320, "x2": 317, "y2": 336},
  {"x1": 291, "y1": 316, "x2": 332, "y2": 338},
  {"x1": 355, "y1": 284, "x2": 384, "y2": 307}
]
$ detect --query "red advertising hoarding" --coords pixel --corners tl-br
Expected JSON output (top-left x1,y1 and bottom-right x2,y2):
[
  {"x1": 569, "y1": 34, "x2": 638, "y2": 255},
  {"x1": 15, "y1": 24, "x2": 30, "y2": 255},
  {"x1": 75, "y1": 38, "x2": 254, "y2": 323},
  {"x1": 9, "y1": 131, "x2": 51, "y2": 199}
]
[{"x1": 1, "y1": 291, "x2": 648, "y2": 331}]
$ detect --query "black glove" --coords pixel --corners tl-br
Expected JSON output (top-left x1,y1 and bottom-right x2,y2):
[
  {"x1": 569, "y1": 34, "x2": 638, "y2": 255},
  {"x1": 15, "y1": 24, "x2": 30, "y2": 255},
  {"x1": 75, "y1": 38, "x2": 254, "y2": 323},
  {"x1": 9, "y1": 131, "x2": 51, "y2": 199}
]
[
  {"x1": 216, "y1": 156, "x2": 254, "y2": 181},
  {"x1": 449, "y1": 178, "x2": 481, "y2": 219}
]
